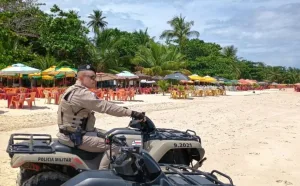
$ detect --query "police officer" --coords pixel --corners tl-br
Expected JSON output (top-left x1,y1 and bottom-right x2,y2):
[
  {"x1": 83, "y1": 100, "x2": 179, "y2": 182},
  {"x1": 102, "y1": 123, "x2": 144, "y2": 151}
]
[{"x1": 57, "y1": 64, "x2": 145, "y2": 169}]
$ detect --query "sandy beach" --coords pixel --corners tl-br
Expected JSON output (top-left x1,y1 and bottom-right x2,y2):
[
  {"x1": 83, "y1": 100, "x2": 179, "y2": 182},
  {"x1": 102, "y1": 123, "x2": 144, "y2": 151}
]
[{"x1": 0, "y1": 89, "x2": 299, "y2": 186}]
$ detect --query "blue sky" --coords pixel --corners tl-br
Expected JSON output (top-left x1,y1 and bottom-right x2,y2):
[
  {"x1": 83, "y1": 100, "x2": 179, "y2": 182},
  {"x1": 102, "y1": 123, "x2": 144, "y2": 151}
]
[{"x1": 39, "y1": 0, "x2": 300, "y2": 68}]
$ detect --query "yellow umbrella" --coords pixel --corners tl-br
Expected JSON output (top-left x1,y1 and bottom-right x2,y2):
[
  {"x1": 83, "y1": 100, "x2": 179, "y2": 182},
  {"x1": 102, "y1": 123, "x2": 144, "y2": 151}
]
[
  {"x1": 189, "y1": 74, "x2": 203, "y2": 81},
  {"x1": 48, "y1": 66, "x2": 77, "y2": 85},
  {"x1": 202, "y1": 76, "x2": 217, "y2": 83},
  {"x1": 42, "y1": 75, "x2": 54, "y2": 80},
  {"x1": 49, "y1": 66, "x2": 77, "y2": 77},
  {"x1": 29, "y1": 66, "x2": 59, "y2": 78},
  {"x1": 28, "y1": 72, "x2": 41, "y2": 78},
  {"x1": 29, "y1": 66, "x2": 56, "y2": 78},
  {"x1": 42, "y1": 66, "x2": 57, "y2": 75}
]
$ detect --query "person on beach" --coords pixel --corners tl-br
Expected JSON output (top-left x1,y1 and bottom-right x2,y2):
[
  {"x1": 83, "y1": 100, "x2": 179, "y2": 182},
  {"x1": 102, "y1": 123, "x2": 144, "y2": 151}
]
[{"x1": 56, "y1": 64, "x2": 145, "y2": 169}]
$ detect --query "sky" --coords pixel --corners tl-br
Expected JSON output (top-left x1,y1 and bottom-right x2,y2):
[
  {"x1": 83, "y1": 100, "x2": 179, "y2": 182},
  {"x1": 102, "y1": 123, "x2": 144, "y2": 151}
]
[{"x1": 39, "y1": 0, "x2": 300, "y2": 68}]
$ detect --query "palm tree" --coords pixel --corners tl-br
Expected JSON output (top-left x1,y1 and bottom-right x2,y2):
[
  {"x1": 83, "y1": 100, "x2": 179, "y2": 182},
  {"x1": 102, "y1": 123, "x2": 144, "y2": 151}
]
[
  {"x1": 268, "y1": 66, "x2": 284, "y2": 83},
  {"x1": 160, "y1": 14, "x2": 199, "y2": 51},
  {"x1": 29, "y1": 53, "x2": 69, "y2": 70},
  {"x1": 132, "y1": 41, "x2": 187, "y2": 76},
  {"x1": 133, "y1": 28, "x2": 154, "y2": 46},
  {"x1": 286, "y1": 67, "x2": 300, "y2": 84},
  {"x1": 87, "y1": 10, "x2": 108, "y2": 37},
  {"x1": 222, "y1": 45, "x2": 238, "y2": 59},
  {"x1": 157, "y1": 80, "x2": 170, "y2": 95},
  {"x1": 222, "y1": 45, "x2": 240, "y2": 78}
]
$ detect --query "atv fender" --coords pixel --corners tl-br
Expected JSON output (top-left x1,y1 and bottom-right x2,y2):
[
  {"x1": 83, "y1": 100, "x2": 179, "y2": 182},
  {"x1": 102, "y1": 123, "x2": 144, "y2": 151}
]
[
  {"x1": 145, "y1": 140, "x2": 205, "y2": 163},
  {"x1": 11, "y1": 152, "x2": 89, "y2": 170}
]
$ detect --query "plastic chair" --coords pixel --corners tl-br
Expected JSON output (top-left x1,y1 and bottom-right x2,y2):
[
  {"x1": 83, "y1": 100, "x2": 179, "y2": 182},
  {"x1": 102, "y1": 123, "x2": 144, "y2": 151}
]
[
  {"x1": 25, "y1": 92, "x2": 36, "y2": 108},
  {"x1": 11, "y1": 94, "x2": 26, "y2": 109}
]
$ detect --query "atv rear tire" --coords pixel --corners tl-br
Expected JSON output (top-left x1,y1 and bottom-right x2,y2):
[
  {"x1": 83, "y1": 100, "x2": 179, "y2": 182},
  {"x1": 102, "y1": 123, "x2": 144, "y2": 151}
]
[
  {"x1": 22, "y1": 171, "x2": 69, "y2": 186},
  {"x1": 16, "y1": 169, "x2": 35, "y2": 186}
]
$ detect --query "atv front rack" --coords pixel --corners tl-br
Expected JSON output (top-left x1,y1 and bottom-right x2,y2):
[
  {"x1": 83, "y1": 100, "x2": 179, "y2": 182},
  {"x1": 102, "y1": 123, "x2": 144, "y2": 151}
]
[
  {"x1": 161, "y1": 164, "x2": 234, "y2": 186},
  {"x1": 6, "y1": 133, "x2": 55, "y2": 157}
]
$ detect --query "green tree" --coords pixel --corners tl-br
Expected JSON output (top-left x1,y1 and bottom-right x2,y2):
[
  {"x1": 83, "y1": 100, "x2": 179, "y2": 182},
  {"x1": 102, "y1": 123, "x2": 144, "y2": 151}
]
[
  {"x1": 188, "y1": 55, "x2": 237, "y2": 79},
  {"x1": 38, "y1": 5, "x2": 90, "y2": 65},
  {"x1": 182, "y1": 39, "x2": 222, "y2": 60}
]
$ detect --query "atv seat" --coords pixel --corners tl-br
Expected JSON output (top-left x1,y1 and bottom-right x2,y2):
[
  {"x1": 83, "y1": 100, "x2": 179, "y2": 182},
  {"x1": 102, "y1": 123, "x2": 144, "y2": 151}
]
[{"x1": 51, "y1": 141, "x2": 100, "y2": 160}]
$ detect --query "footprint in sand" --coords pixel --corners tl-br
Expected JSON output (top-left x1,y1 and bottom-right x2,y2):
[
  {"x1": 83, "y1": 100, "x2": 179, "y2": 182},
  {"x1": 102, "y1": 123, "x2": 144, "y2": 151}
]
[
  {"x1": 259, "y1": 141, "x2": 268, "y2": 144},
  {"x1": 276, "y1": 180, "x2": 293, "y2": 185}
]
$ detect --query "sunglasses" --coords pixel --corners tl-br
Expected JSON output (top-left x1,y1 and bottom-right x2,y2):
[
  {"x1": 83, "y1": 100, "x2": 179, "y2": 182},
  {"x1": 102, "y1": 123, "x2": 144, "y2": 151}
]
[{"x1": 84, "y1": 75, "x2": 96, "y2": 80}]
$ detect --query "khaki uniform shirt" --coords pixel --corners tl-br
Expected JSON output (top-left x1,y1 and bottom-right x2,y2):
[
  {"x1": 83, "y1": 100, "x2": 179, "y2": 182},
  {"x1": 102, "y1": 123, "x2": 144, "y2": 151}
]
[{"x1": 57, "y1": 81, "x2": 132, "y2": 133}]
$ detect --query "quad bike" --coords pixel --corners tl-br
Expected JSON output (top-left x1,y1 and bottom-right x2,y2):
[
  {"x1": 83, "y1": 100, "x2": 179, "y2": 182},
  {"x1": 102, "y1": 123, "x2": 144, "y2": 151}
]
[
  {"x1": 7, "y1": 115, "x2": 206, "y2": 186},
  {"x1": 62, "y1": 135, "x2": 235, "y2": 186}
]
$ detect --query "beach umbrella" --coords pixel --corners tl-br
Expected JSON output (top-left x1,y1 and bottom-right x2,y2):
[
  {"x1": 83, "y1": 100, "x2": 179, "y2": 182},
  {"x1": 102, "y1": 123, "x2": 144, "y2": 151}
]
[
  {"x1": 0, "y1": 63, "x2": 41, "y2": 86},
  {"x1": 96, "y1": 72, "x2": 118, "y2": 82},
  {"x1": 180, "y1": 80, "x2": 194, "y2": 84},
  {"x1": 214, "y1": 76, "x2": 230, "y2": 83},
  {"x1": 30, "y1": 73, "x2": 65, "y2": 87},
  {"x1": 29, "y1": 72, "x2": 63, "y2": 78},
  {"x1": 164, "y1": 72, "x2": 189, "y2": 81},
  {"x1": 0, "y1": 65, "x2": 12, "y2": 75},
  {"x1": 134, "y1": 71, "x2": 151, "y2": 87},
  {"x1": 151, "y1": 75, "x2": 163, "y2": 81},
  {"x1": 0, "y1": 63, "x2": 40, "y2": 75},
  {"x1": 189, "y1": 74, "x2": 203, "y2": 81},
  {"x1": 28, "y1": 72, "x2": 41, "y2": 78},
  {"x1": 49, "y1": 66, "x2": 77, "y2": 77},
  {"x1": 47, "y1": 66, "x2": 77, "y2": 86},
  {"x1": 42, "y1": 66, "x2": 57, "y2": 75},
  {"x1": 41, "y1": 75, "x2": 54, "y2": 80},
  {"x1": 116, "y1": 71, "x2": 139, "y2": 79},
  {"x1": 116, "y1": 71, "x2": 139, "y2": 87},
  {"x1": 239, "y1": 79, "x2": 250, "y2": 85},
  {"x1": 135, "y1": 71, "x2": 151, "y2": 80},
  {"x1": 230, "y1": 80, "x2": 239, "y2": 85},
  {"x1": 202, "y1": 75, "x2": 217, "y2": 83}
]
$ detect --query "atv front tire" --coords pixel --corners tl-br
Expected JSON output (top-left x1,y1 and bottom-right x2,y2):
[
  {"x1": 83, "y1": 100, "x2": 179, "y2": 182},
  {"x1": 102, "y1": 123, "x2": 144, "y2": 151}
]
[{"x1": 22, "y1": 171, "x2": 69, "y2": 186}]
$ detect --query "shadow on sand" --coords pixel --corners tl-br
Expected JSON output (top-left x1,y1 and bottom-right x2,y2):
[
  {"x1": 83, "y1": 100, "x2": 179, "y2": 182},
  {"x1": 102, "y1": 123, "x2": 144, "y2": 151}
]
[
  {"x1": 0, "y1": 110, "x2": 8, "y2": 114},
  {"x1": 109, "y1": 100, "x2": 145, "y2": 104},
  {"x1": 9, "y1": 106, "x2": 51, "y2": 110}
]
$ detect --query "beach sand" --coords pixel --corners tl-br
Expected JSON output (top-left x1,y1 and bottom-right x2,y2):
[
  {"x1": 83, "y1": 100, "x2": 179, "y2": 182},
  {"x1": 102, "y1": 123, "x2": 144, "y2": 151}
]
[{"x1": 0, "y1": 89, "x2": 299, "y2": 186}]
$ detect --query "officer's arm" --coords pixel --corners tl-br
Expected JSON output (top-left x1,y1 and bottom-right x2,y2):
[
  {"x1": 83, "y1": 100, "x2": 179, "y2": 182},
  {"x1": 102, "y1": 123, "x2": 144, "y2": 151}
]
[{"x1": 71, "y1": 89, "x2": 132, "y2": 117}]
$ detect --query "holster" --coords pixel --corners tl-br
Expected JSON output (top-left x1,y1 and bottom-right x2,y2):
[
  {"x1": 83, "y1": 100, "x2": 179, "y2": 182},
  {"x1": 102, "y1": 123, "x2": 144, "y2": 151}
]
[
  {"x1": 80, "y1": 117, "x2": 88, "y2": 131},
  {"x1": 68, "y1": 128, "x2": 83, "y2": 147}
]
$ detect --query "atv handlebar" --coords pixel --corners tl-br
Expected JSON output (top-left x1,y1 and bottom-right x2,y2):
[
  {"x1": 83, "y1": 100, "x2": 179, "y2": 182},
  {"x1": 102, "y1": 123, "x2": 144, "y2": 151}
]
[
  {"x1": 115, "y1": 151, "x2": 129, "y2": 165},
  {"x1": 128, "y1": 115, "x2": 156, "y2": 133},
  {"x1": 106, "y1": 135, "x2": 128, "y2": 147},
  {"x1": 112, "y1": 135, "x2": 127, "y2": 146}
]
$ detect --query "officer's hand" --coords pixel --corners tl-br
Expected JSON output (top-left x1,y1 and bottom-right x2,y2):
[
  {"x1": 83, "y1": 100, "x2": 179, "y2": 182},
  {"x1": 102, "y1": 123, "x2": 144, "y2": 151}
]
[{"x1": 131, "y1": 111, "x2": 145, "y2": 120}]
